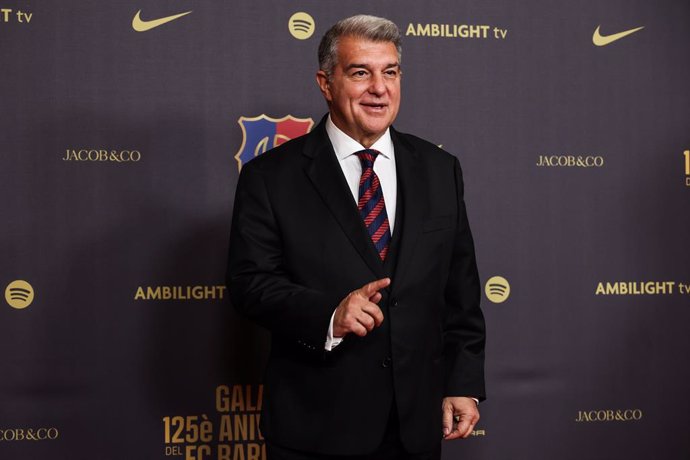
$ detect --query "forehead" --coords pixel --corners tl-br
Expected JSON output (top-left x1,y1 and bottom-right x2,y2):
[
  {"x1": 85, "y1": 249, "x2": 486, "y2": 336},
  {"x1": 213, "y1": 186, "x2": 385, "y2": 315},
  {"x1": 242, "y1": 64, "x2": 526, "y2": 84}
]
[{"x1": 336, "y1": 36, "x2": 399, "y2": 66}]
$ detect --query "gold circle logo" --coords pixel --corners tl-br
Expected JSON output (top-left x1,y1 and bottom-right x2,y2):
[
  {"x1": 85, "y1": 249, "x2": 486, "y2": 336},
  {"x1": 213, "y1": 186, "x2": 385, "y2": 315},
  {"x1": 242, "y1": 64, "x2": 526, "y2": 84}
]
[
  {"x1": 288, "y1": 12, "x2": 315, "y2": 40},
  {"x1": 485, "y1": 276, "x2": 510, "y2": 303},
  {"x1": 5, "y1": 280, "x2": 34, "y2": 309}
]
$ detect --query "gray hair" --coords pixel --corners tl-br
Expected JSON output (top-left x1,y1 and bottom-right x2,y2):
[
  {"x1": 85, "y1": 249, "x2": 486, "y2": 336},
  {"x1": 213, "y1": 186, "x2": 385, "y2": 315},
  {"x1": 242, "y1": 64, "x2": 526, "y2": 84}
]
[{"x1": 318, "y1": 15, "x2": 402, "y2": 77}]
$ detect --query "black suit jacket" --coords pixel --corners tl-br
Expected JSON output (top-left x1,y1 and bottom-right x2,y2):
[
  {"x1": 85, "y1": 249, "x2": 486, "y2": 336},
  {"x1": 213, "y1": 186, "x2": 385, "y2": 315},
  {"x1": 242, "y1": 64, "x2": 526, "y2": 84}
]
[{"x1": 227, "y1": 117, "x2": 485, "y2": 455}]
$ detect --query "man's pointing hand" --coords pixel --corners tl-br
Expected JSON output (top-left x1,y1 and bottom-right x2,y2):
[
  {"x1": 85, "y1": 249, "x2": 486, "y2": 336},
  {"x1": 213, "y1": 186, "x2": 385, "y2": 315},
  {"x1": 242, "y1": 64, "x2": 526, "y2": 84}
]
[{"x1": 333, "y1": 278, "x2": 390, "y2": 338}]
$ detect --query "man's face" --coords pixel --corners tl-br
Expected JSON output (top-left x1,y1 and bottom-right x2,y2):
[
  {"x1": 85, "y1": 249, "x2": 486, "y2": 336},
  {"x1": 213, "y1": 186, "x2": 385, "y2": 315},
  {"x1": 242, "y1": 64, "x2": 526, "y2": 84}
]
[{"x1": 317, "y1": 35, "x2": 401, "y2": 148}]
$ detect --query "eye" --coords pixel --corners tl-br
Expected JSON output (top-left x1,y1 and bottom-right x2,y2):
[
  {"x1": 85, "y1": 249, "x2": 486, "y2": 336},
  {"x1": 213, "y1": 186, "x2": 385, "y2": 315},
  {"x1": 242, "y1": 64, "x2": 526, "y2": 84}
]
[
  {"x1": 384, "y1": 69, "x2": 399, "y2": 78},
  {"x1": 351, "y1": 70, "x2": 368, "y2": 78}
]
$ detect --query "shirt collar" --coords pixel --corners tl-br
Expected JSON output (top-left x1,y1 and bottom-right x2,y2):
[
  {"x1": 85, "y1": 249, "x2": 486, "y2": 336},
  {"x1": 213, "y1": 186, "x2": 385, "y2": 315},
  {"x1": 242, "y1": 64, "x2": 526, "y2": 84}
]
[{"x1": 325, "y1": 114, "x2": 393, "y2": 161}]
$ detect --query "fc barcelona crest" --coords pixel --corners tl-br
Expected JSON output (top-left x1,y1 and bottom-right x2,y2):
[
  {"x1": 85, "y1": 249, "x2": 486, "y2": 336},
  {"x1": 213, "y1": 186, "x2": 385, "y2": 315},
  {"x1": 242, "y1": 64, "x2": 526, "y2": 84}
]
[{"x1": 235, "y1": 115, "x2": 314, "y2": 171}]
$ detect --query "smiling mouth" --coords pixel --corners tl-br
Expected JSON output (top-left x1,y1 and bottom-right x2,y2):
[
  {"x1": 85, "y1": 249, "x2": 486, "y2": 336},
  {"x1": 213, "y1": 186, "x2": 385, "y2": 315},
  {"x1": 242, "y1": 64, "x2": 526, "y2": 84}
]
[{"x1": 361, "y1": 102, "x2": 387, "y2": 111}]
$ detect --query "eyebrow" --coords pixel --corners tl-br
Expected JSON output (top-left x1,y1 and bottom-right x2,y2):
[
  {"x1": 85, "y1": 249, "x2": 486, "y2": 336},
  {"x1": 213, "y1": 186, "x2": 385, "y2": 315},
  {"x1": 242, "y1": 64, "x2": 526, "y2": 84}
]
[{"x1": 345, "y1": 63, "x2": 400, "y2": 71}]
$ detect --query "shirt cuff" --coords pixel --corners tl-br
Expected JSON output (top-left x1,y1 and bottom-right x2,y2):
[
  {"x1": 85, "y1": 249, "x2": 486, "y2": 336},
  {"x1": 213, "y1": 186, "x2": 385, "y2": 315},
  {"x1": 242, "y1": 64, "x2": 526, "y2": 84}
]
[{"x1": 324, "y1": 309, "x2": 344, "y2": 351}]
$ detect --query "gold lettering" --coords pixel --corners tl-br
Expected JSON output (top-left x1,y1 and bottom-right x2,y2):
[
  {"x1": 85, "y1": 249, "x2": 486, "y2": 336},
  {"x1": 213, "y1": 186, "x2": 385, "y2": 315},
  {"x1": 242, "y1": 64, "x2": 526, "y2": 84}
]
[
  {"x1": 605, "y1": 282, "x2": 619, "y2": 295},
  {"x1": 132, "y1": 285, "x2": 227, "y2": 300},
  {"x1": 231, "y1": 385, "x2": 245, "y2": 411},
  {"x1": 467, "y1": 25, "x2": 482, "y2": 38},
  {"x1": 218, "y1": 445, "x2": 231, "y2": 460},
  {"x1": 148, "y1": 286, "x2": 162, "y2": 300},
  {"x1": 245, "y1": 385, "x2": 257, "y2": 411},
  {"x1": 247, "y1": 443, "x2": 261, "y2": 460},
  {"x1": 216, "y1": 385, "x2": 230, "y2": 412},
  {"x1": 248, "y1": 413, "x2": 257, "y2": 440},
  {"x1": 596, "y1": 281, "x2": 676, "y2": 295},
  {"x1": 219, "y1": 415, "x2": 233, "y2": 442},
  {"x1": 234, "y1": 414, "x2": 248, "y2": 440},
  {"x1": 233, "y1": 444, "x2": 246, "y2": 460}
]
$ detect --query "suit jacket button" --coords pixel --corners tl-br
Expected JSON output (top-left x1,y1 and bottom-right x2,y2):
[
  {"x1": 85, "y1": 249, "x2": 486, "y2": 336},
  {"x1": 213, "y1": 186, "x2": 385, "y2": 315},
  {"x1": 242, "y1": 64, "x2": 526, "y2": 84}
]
[
  {"x1": 381, "y1": 356, "x2": 392, "y2": 368},
  {"x1": 391, "y1": 299, "x2": 399, "y2": 308}
]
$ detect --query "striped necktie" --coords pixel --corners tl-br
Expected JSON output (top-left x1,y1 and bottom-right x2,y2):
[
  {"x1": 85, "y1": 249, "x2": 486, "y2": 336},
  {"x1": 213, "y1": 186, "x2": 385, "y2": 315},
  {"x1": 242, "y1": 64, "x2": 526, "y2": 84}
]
[{"x1": 355, "y1": 149, "x2": 391, "y2": 260}]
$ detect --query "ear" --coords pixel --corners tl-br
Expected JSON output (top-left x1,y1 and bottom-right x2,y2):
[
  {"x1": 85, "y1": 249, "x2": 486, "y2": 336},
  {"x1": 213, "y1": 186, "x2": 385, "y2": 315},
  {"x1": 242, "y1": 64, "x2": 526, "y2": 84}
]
[{"x1": 316, "y1": 70, "x2": 332, "y2": 102}]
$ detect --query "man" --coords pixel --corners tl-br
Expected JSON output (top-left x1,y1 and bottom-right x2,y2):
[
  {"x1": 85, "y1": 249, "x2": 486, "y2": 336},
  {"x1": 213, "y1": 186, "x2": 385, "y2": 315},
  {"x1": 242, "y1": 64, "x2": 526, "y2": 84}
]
[{"x1": 227, "y1": 15, "x2": 485, "y2": 460}]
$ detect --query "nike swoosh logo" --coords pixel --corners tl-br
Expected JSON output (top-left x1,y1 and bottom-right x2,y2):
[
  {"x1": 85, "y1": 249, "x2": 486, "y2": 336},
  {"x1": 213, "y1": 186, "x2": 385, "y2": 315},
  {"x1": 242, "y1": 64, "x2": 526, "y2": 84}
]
[
  {"x1": 592, "y1": 25, "x2": 644, "y2": 46},
  {"x1": 132, "y1": 9, "x2": 192, "y2": 32}
]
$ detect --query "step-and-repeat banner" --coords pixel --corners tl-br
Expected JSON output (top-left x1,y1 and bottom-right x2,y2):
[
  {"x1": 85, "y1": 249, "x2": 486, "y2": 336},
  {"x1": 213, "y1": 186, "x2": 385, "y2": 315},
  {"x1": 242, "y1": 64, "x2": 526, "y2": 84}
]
[{"x1": 2, "y1": 1, "x2": 689, "y2": 459}]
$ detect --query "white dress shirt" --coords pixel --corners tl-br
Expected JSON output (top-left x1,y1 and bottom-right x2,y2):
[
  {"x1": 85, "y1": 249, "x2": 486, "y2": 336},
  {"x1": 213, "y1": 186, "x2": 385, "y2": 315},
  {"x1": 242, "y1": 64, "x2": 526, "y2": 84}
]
[{"x1": 324, "y1": 115, "x2": 397, "y2": 351}]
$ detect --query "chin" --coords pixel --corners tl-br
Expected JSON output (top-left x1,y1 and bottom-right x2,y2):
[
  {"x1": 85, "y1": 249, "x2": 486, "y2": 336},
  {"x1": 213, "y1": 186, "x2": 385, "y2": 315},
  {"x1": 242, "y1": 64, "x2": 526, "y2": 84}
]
[{"x1": 362, "y1": 119, "x2": 392, "y2": 134}]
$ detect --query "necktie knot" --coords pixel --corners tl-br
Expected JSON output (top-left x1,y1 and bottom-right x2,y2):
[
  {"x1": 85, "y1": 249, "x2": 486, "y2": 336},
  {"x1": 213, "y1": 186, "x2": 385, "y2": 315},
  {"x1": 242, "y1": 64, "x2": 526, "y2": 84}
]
[{"x1": 355, "y1": 149, "x2": 380, "y2": 170}]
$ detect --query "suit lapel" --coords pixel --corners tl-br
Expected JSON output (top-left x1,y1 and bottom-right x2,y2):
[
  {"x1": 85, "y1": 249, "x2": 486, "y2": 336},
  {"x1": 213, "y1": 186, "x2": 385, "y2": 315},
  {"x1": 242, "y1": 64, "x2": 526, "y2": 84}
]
[
  {"x1": 390, "y1": 128, "x2": 426, "y2": 293},
  {"x1": 303, "y1": 119, "x2": 385, "y2": 278}
]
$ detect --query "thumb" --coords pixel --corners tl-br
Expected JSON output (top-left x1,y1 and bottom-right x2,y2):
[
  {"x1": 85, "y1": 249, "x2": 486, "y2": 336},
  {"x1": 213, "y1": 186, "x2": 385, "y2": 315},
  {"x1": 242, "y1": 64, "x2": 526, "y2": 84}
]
[{"x1": 442, "y1": 403, "x2": 453, "y2": 436}]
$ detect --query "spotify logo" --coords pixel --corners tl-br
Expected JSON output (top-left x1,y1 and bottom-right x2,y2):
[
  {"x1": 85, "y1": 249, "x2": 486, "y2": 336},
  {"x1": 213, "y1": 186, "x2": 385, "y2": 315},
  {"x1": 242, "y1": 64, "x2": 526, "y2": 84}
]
[
  {"x1": 5, "y1": 280, "x2": 34, "y2": 309},
  {"x1": 485, "y1": 276, "x2": 510, "y2": 303},
  {"x1": 289, "y1": 12, "x2": 315, "y2": 40}
]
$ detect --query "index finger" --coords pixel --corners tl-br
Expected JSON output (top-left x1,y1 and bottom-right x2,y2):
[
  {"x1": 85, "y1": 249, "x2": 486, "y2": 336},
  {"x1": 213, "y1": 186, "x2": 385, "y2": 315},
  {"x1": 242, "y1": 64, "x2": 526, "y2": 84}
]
[{"x1": 359, "y1": 278, "x2": 391, "y2": 297}]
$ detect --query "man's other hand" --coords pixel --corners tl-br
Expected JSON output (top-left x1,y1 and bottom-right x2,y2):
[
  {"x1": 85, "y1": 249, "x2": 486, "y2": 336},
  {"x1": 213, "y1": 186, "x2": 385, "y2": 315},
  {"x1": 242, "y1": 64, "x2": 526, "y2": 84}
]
[
  {"x1": 333, "y1": 278, "x2": 390, "y2": 337},
  {"x1": 442, "y1": 396, "x2": 480, "y2": 440}
]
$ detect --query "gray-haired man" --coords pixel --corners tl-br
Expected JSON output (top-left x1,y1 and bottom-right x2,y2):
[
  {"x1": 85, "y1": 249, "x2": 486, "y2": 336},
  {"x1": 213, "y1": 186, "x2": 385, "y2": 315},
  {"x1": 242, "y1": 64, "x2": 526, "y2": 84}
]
[{"x1": 228, "y1": 14, "x2": 486, "y2": 459}]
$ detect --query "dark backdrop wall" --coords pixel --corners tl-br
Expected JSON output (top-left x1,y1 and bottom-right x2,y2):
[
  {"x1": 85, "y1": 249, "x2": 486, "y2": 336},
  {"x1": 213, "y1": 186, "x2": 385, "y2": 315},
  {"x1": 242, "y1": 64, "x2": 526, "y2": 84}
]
[{"x1": 1, "y1": 1, "x2": 689, "y2": 459}]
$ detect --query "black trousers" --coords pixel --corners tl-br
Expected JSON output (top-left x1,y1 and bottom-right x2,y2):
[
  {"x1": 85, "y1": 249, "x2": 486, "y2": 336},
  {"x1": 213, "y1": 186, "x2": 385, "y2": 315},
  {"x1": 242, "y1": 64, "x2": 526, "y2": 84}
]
[{"x1": 265, "y1": 404, "x2": 441, "y2": 460}]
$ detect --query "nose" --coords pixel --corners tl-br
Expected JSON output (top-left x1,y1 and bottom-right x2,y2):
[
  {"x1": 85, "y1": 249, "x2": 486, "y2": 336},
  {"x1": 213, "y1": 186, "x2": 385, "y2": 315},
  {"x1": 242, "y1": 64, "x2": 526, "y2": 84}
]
[{"x1": 368, "y1": 72, "x2": 386, "y2": 96}]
